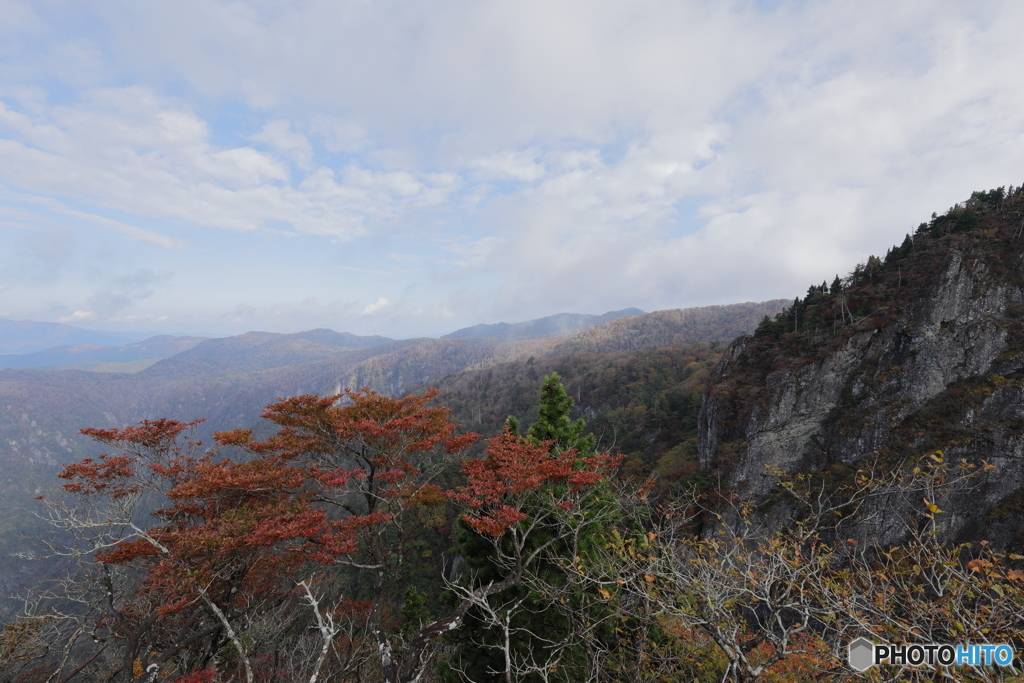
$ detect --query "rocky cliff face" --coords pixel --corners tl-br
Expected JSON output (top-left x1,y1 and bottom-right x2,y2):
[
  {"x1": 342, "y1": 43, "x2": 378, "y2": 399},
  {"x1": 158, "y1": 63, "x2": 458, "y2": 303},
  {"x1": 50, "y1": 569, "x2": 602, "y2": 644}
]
[{"x1": 698, "y1": 189, "x2": 1024, "y2": 551}]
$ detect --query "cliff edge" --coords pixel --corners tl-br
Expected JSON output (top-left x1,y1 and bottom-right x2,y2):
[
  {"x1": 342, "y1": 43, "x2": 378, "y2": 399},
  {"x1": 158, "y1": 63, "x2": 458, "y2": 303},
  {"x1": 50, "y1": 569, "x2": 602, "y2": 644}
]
[{"x1": 698, "y1": 187, "x2": 1024, "y2": 550}]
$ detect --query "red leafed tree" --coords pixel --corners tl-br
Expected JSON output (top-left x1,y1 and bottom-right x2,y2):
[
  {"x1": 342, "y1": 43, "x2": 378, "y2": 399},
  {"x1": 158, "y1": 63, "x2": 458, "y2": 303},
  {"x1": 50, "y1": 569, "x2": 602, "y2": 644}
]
[
  {"x1": 28, "y1": 389, "x2": 479, "y2": 683},
  {"x1": 216, "y1": 388, "x2": 482, "y2": 683},
  {"x1": 24, "y1": 388, "x2": 622, "y2": 683},
  {"x1": 451, "y1": 430, "x2": 622, "y2": 536},
  {"x1": 45, "y1": 417, "x2": 373, "y2": 683}
]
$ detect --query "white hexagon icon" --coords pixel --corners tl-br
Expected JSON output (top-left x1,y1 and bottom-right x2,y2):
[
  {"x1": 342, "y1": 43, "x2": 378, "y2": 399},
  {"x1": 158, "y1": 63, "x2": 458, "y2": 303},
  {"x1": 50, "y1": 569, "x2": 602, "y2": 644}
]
[{"x1": 848, "y1": 637, "x2": 875, "y2": 672}]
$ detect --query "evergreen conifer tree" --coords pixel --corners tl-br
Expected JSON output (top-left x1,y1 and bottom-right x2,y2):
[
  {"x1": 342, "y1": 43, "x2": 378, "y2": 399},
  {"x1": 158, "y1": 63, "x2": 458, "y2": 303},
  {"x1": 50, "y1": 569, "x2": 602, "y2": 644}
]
[
  {"x1": 527, "y1": 372, "x2": 596, "y2": 454},
  {"x1": 447, "y1": 374, "x2": 614, "y2": 682},
  {"x1": 830, "y1": 275, "x2": 843, "y2": 295},
  {"x1": 899, "y1": 233, "x2": 914, "y2": 257}
]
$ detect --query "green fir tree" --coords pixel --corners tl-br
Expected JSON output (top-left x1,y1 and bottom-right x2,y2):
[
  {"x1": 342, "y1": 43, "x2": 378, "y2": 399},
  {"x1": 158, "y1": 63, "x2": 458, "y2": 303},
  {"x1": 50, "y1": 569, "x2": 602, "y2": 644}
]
[{"x1": 446, "y1": 374, "x2": 615, "y2": 682}]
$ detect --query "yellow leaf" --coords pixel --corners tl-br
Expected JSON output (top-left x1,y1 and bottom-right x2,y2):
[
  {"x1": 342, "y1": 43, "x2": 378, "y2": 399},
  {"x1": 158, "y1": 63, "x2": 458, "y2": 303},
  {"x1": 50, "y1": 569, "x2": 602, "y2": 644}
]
[
  {"x1": 923, "y1": 498, "x2": 943, "y2": 514},
  {"x1": 644, "y1": 574, "x2": 656, "y2": 584},
  {"x1": 598, "y1": 588, "x2": 611, "y2": 600}
]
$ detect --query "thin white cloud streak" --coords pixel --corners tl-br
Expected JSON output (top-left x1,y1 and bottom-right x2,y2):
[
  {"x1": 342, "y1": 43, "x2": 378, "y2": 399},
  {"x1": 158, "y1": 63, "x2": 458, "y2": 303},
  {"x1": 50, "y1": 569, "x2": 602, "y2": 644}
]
[{"x1": 0, "y1": 186, "x2": 185, "y2": 249}]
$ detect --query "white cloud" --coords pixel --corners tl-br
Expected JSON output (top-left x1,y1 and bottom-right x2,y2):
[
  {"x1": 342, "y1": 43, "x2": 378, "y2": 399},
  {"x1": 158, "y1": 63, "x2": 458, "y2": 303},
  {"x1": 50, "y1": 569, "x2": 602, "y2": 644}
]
[
  {"x1": 0, "y1": 187, "x2": 185, "y2": 249},
  {"x1": 0, "y1": 88, "x2": 459, "y2": 243},
  {"x1": 249, "y1": 120, "x2": 314, "y2": 168},
  {"x1": 57, "y1": 310, "x2": 97, "y2": 323},
  {"x1": 86, "y1": 268, "x2": 172, "y2": 316},
  {"x1": 224, "y1": 298, "x2": 360, "y2": 332},
  {"x1": 361, "y1": 297, "x2": 391, "y2": 316},
  {"x1": 471, "y1": 149, "x2": 545, "y2": 183}
]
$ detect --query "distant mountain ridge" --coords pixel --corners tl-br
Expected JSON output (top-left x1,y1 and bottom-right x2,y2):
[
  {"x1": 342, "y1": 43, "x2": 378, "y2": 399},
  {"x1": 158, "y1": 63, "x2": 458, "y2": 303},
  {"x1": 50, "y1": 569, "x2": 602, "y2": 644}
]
[
  {"x1": 0, "y1": 335, "x2": 208, "y2": 370},
  {"x1": 442, "y1": 308, "x2": 644, "y2": 341},
  {"x1": 0, "y1": 309, "x2": 645, "y2": 373},
  {"x1": 141, "y1": 329, "x2": 397, "y2": 379},
  {"x1": 0, "y1": 300, "x2": 789, "y2": 460},
  {"x1": 0, "y1": 319, "x2": 152, "y2": 354},
  {"x1": 546, "y1": 303, "x2": 790, "y2": 356}
]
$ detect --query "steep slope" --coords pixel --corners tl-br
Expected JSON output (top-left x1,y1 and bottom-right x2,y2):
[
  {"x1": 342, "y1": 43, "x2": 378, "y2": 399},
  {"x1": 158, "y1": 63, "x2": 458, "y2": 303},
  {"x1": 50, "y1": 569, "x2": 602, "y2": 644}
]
[
  {"x1": 698, "y1": 187, "x2": 1024, "y2": 550},
  {"x1": 411, "y1": 343, "x2": 724, "y2": 479}
]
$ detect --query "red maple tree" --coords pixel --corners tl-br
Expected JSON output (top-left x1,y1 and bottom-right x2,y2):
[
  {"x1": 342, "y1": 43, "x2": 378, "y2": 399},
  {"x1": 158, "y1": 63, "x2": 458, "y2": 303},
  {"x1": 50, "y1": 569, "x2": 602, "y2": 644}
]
[{"x1": 32, "y1": 388, "x2": 622, "y2": 683}]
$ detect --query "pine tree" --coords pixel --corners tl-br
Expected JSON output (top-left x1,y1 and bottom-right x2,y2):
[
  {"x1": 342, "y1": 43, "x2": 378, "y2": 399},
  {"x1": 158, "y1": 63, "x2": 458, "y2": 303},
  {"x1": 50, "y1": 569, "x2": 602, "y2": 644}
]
[
  {"x1": 448, "y1": 374, "x2": 614, "y2": 682},
  {"x1": 527, "y1": 372, "x2": 596, "y2": 454},
  {"x1": 899, "y1": 233, "x2": 914, "y2": 257},
  {"x1": 830, "y1": 275, "x2": 843, "y2": 295}
]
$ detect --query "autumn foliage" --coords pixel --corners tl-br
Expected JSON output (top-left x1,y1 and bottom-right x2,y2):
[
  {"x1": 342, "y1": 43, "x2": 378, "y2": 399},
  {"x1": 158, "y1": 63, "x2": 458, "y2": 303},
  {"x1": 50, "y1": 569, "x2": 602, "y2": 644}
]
[
  {"x1": 23, "y1": 386, "x2": 630, "y2": 683},
  {"x1": 451, "y1": 430, "x2": 623, "y2": 536}
]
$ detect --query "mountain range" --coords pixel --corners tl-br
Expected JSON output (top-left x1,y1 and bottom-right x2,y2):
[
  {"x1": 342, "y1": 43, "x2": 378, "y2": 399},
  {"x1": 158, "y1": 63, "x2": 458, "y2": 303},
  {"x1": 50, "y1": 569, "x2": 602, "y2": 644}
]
[
  {"x1": 0, "y1": 309, "x2": 649, "y2": 372},
  {"x1": 0, "y1": 299, "x2": 787, "y2": 601},
  {"x1": 0, "y1": 335, "x2": 208, "y2": 371},
  {"x1": 0, "y1": 319, "x2": 153, "y2": 355}
]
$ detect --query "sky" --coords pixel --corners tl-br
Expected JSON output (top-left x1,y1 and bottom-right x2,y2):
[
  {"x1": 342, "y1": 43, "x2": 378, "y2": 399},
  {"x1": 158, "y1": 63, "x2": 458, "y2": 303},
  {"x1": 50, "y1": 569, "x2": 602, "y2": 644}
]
[{"x1": 1, "y1": 0, "x2": 1023, "y2": 339}]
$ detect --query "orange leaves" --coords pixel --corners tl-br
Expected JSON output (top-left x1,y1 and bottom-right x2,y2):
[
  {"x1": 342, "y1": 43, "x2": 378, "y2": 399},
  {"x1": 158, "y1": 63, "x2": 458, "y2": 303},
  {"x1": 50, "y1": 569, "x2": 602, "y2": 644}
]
[
  {"x1": 463, "y1": 504, "x2": 528, "y2": 536},
  {"x1": 308, "y1": 465, "x2": 364, "y2": 489},
  {"x1": 211, "y1": 428, "x2": 253, "y2": 447},
  {"x1": 58, "y1": 454, "x2": 138, "y2": 498},
  {"x1": 81, "y1": 418, "x2": 204, "y2": 452},
  {"x1": 404, "y1": 483, "x2": 447, "y2": 507},
  {"x1": 967, "y1": 558, "x2": 994, "y2": 573},
  {"x1": 226, "y1": 388, "x2": 480, "y2": 514},
  {"x1": 64, "y1": 387, "x2": 482, "y2": 626},
  {"x1": 54, "y1": 387, "x2": 492, "y2": 679},
  {"x1": 453, "y1": 433, "x2": 562, "y2": 503},
  {"x1": 256, "y1": 387, "x2": 480, "y2": 464},
  {"x1": 450, "y1": 431, "x2": 622, "y2": 535}
]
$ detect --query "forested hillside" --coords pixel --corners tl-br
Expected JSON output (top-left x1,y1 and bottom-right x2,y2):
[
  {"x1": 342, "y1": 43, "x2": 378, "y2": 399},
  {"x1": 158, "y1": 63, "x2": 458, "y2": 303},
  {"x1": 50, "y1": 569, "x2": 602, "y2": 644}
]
[{"x1": 412, "y1": 342, "x2": 722, "y2": 484}]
